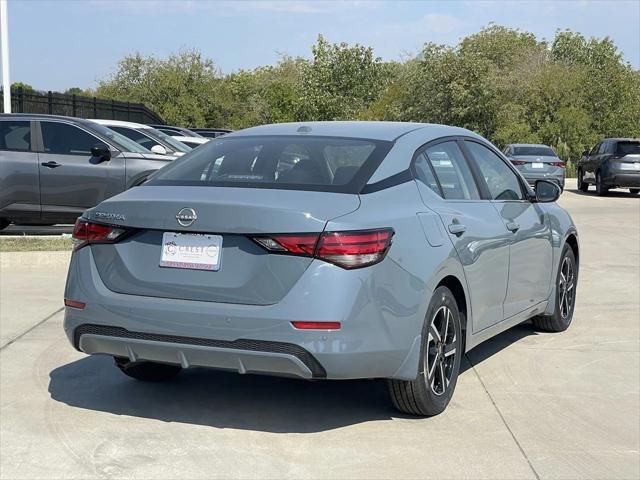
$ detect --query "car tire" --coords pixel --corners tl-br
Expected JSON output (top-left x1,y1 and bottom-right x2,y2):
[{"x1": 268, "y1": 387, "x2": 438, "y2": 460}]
[
  {"x1": 630, "y1": 189, "x2": 639, "y2": 195},
  {"x1": 0, "y1": 218, "x2": 9, "y2": 230},
  {"x1": 114, "y1": 357, "x2": 182, "y2": 381},
  {"x1": 387, "y1": 286, "x2": 463, "y2": 416},
  {"x1": 577, "y1": 169, "x2": 589, "y2": 192},
  {"x1": 532, "y1": 244, "x2": 577, "y2": 333},
  {"x1": 595, "y1": 171, "x2": 608, "y2": 196}
]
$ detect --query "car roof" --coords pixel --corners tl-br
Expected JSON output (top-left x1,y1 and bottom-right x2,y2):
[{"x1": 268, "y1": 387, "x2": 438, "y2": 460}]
[
  {"x1": 90, "y1": 118, "x2": 151, "y2": 129},
  {"x1": 602, "y1": 138, "x2": 640, "y2": 142},
  {"x1": 228, "y1": 121, "x2": 476, "y2": 142},
  {"x1": 172, "y1": 136, "x2": 209, "y2": 144},
  {"x1": 508, "y1": 143, "x2": 553, "y2": 148},
  {"x1": 0, "y1": 112, "x2": 98, "y2": 127}
]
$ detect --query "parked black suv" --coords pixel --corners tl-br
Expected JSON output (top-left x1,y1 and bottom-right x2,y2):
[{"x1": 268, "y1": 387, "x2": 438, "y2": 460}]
[
  {"x1": 577, "y1": 138, "x2": 640, "y2": 195},
  {"x1": 0, "y1": 114, "x2": 176, "y2": 229}
]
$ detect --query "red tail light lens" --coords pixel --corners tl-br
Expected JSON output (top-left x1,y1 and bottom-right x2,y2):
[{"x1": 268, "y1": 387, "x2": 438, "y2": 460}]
[
  {"x1": 510, "y1": 160, "x2": 526, "y2": 166},
  {"x1": 252, "y1": 228, "x2": 394, "y2": 269},
  {"x1": 72, "y1": 218, "x2": 128, "y2": 251},
  {"x1": 550, "y1": 162, "x2": 565, "y2": 168},
  {"x1": 291, "y1": 321, "x2": 341, "y2": 330},
  {"x1": 252, "y1": 234, "x2": 319, "y2": 255}
]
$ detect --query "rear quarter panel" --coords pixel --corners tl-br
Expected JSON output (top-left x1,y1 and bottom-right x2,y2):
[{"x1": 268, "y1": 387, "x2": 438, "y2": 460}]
[{"x1": 326, "y1": 181, "x2": 467, "y2": 379}]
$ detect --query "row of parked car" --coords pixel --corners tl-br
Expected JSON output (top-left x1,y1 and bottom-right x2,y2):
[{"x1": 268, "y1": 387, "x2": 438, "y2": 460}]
[
  {"x1": 0, "y1": 113, "x2": 231, "y2": 229},
  {"x1": 502, "y1": 139, "x2": 640, "y2": 196},
  {"x1": 1, "y1": 114, "x2": 638, "y2": 230}
]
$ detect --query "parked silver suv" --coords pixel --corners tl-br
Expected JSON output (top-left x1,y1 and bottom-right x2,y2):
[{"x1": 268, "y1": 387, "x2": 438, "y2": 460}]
[{"x1": 0, "y1": 114, "x2": 176, "y2": 229}]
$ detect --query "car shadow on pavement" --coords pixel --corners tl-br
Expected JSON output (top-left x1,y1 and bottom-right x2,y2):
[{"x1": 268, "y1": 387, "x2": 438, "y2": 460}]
[
  {"x1": 565, "y1": 187, "x2": 639, "y2": 198},
  {"x1": 48, "y1": 322, "x2": 538, "y2": 433}
]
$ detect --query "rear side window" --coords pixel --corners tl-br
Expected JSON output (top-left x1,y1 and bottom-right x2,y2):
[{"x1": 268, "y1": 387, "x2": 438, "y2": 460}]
[
  {"x1": 0, "y1": 121, "x2": 31, "y2": 151},
  {"x1": 465, "y1": 141, "x2": 524, "y2": 201},
  {"x1": 414, "y1": 152, "x2": 441, "y2": 196},
  {"x1": 616, "y1": 141, "x2": 640, "y2": 156},
  {"x1": 41, "y1": 122, "x2": 99, "y2": 155},
  {"x1": 423, "y1": 141, "x2": 480, "y2": 200},
  {"x1": 147, "y1": 135, "x2": 392, "y2": 193}
]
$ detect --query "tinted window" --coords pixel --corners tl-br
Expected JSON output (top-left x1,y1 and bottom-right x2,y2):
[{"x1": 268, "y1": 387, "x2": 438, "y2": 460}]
[
  {"x1": 597, "y1": 142, "x2": 608, "y2": 154},
  {"x1": 87, "y1": 123, "x2": 149, "y2": 153},
  {"x1": 512, "y1": 146, "x2": 556, "y2": 156},
  {"x1": 616, "y1": 141, "x2": 640, "y2": 156},
  {"x1": 110, "y1": 126, "x2": 160, "y2": 150},
  {"x1": 41, "y1": 122, "x2": 101, "y2": 155},
  {"x1": 423, "y1": 141, "x2": 480, "y2": 200},
  {"x1": 465, "y1": 141, "x2": 523, "y2": 201},
  {"x1": 0, "y1": 121, "x2": 31, "y2": 151},
  {"x1": 146, "y1": 128, "x2": 191, "y2": 153},
  {"x1": 414, "y1": 152, "x2": 441, "y2": 196},
  {"x1": 147, "y1": 135, "x2": 392, "y2": 193}
]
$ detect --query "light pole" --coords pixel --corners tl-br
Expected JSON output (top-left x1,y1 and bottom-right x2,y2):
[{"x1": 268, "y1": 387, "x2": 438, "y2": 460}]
[{"x1": 0, "y1": 0, "x2": 10, "y2": 113}]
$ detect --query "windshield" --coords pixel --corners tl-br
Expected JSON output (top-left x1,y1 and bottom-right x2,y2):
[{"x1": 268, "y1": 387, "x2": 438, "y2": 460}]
[
  {"x1": 144, "y1": 128, "x2": 192, "y2": 153},
  {"x1": 513, "y1": 146, "x2": 556, "y2": 157},
  {"x1": 146, "y1": 135, "x2": 393, "y2": 193},
  {"x1": 91, "y1": 124, "x2": 151, "y2": 153},
  {"x1": 616, "y1": 141, "x2": 640, "y2": 156}
]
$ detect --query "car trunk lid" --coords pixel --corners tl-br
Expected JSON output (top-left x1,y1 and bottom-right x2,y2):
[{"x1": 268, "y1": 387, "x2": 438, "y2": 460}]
[{"x1": 86, "y1": 186, "x2": 360, "y2": 304}]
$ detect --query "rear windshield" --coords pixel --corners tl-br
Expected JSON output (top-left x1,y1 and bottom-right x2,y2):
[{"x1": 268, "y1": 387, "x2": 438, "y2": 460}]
[
  {"x1": 616, "y1": 141, "x2": 640, "y2": 156},
  {"x1": 146, "y1": 135, "x2": 392, "y2": 193},
  {"x1": 145, "y1": 128, "x2": 192, "y2": 153},
  {"x1": 513, "y1": 146, "x2": 556, "y2": 156}
]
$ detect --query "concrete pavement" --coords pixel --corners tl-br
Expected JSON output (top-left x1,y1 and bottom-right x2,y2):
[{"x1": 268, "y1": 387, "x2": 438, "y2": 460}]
[{"x1": 0, "y1": 182, "x2": 638, "y2": 479}]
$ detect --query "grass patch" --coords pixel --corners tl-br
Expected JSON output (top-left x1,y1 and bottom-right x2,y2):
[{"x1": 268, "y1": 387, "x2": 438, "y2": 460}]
[{"x1": 0, "y1": 237, "x2": 73, "y2": 252}]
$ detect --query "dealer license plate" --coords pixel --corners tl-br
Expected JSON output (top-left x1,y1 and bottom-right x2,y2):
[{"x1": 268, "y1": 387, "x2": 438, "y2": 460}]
[{"x1": 159, "y1": 232, "x2": 222, "y2": 271}]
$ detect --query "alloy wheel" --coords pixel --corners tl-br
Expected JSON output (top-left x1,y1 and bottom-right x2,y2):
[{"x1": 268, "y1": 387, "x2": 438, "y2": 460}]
[
  {"x1": 558, "y1": 256, "x2": 575, "y2": 319},
  {"x1": 424, "y1": 305, "x2": 457, "y2": 396}
]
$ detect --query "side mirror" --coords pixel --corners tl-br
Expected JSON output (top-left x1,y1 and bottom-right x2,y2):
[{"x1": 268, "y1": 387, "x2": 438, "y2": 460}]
[
  {"x1": 151, "y1": 144, "x2": 168, "y2": 155},
  {"x1": 534, "y1": 179, "x2": 561, "y2": 203},
  {"x1": 582, "y1": 149, "x2": 589, "y2": 157},
  {"x1": 91, "y1": 144, "x2": 111, "y2": 162}
]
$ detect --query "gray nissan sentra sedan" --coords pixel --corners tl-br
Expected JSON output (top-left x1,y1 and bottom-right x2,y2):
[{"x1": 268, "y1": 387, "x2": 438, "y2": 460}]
[
  {"x1": 503, "y1": 143, "x2": 566, "y2": 190},
  {"x1": 64, "y1": 122, "x2": 579, "y2": 416}
]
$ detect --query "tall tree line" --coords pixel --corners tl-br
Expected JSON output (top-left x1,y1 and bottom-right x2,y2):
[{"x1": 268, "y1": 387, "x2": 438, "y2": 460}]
[{"x1": 44, "y1": 26, "x2": 640, "y2": 171}]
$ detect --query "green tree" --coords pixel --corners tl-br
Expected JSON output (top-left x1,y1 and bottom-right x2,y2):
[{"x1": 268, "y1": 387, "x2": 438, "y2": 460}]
[
  {"x1": 298, "y1": 35, "x2": 389, "y2": 120},
  {"x1": 96, "y1": 49, "x2": 221, "y2": 127}
]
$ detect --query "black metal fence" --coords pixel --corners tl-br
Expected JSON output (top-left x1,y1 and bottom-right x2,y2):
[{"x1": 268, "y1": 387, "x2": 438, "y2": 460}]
[{"x1": 0, "y1": 88, "x2": 164, "y2": 124}]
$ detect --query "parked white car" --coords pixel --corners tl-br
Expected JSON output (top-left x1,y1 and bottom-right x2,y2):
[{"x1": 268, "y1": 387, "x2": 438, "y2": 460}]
[
  {"x1": 171, "y1": 136, "x2": 210, "y2": 149},
  {"x1": 90, "y1": 119, "x2": 191, "y2": 157}
]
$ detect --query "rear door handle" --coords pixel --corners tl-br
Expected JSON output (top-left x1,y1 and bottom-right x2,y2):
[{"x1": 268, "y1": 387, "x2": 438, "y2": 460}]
[
  {"x1": 506, "y1": 221, "x2": 520, "y2": 232},
  {"x1": 448, "y1": 223, "x2": 466, "y2": 236},
  {"x1": 41, "y1": 161, "x2": 61, "y2": 168}
]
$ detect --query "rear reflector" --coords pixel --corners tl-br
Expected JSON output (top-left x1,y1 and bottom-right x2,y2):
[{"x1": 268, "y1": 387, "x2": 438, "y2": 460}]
[
  {"x1": 291, "y1": 321, "x2": 341, "y2": 330},
  {"x1": 252, "y1": 228, "x2": 394, "y2": 269},
  {"x1": 72, "y1": 218, "x2": 128, "y2": 251},
  {"x1": 64, "y1": 299, "x2": 86, "y2": 310}
]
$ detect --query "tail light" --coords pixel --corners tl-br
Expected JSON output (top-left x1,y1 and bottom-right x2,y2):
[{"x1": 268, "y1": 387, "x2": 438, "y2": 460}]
[
  {"x1": 72, "y1": 218, "x2": 129, "y2": 251},
  {"x1": 252, "y1": 228, "x2": 394, "y2": 269},
  {"x1": 291, "y1": 321, "x2": 341, "y2": 330},
  {"x1": 550, "y1": 161, "x2": 565, "y2": 168},
  {"x1": 510, "y1": 160, "x2": 526, "y2": 165}
]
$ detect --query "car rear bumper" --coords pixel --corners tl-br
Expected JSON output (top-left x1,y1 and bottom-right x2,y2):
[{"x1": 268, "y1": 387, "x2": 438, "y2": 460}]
[
  {"x1": 602, "y1": 172, "x2": 640, "y2": 188},
  {"x1": 64, "y1": 247, "x2": 426, "y2": 381},
  {"x1": 520, "y1": 172, "x2": 565, "y2": 188}
]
